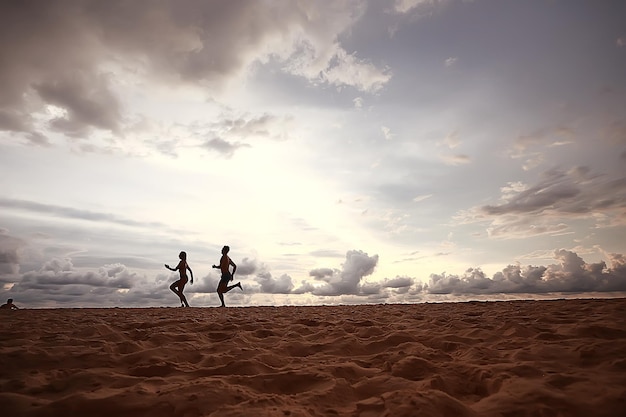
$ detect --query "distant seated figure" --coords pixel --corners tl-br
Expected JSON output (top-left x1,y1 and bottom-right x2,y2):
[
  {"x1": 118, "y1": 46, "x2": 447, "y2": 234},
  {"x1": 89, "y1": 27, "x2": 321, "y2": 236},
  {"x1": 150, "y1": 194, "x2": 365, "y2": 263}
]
[{"x1": 0, "y1": 298, "x2": 19, "y2": 310}]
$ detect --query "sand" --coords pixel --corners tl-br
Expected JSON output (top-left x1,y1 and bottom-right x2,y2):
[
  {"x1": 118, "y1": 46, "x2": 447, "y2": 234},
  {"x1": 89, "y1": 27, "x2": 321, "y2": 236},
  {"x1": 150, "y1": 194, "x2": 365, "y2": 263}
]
[{"x1": 1, "y1": 299, "x2": 625, "y2": 417}]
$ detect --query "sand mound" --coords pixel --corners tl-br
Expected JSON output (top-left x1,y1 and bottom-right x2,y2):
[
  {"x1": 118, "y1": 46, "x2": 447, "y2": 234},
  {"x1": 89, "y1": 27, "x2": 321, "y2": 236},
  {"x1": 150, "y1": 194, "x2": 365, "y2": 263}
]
[{"x1": 1, "y1": 299, "x2": 625, "y2": 416}]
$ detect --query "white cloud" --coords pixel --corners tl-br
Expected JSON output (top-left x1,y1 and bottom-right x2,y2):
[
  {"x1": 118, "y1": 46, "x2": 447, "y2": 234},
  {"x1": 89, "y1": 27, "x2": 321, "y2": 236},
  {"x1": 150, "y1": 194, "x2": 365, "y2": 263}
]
[
  {"x1": 413, "y1": 194, "x2": 433, "y2": 203},
  {"x1": 381, "y1": 126, "x2": 395, "y2": 140},
  {"x1": 393, "y1": 0, "x2": 445, "y2": 14},
  {"x1": 444, "y1": 57, "x2": 458, "y2": 67},
  {"x1": 439, "y1": 130, "x2": 460, "y2": 149}
]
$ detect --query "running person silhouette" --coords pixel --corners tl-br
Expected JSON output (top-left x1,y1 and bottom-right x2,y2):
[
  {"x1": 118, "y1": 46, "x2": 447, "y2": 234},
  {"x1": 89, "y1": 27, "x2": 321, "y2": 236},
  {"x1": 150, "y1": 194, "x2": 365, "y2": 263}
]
[
  {"x1": 165, "y1": 251, "x2": 193, "y2": 307},
  {"x1": 212, "y1": 245, "x2": 242, "y2": 307}
]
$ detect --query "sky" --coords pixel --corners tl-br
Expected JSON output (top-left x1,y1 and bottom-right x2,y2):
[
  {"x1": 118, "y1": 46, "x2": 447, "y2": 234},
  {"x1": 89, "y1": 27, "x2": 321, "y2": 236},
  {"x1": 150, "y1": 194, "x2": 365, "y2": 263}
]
[{"x1": 1, "y1": 0, "x2": 625, "y2": 308}]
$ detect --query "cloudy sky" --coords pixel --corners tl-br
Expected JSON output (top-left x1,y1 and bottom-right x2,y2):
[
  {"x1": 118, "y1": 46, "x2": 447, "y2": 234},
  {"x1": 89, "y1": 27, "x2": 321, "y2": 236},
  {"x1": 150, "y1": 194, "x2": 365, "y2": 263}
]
[{"x1": 1, "y1": 0, "x2": 625, "y2": 308}]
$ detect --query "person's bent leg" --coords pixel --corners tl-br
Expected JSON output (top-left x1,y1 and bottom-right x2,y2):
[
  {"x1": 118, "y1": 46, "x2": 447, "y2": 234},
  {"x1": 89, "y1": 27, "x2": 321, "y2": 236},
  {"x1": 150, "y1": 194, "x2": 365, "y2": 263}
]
[
  {"x1": 170, "y1": 282, "x2": 181, "y2": 298},
  {"x1": 225, "y1": 283, "x2": 242, "y2": 292}
]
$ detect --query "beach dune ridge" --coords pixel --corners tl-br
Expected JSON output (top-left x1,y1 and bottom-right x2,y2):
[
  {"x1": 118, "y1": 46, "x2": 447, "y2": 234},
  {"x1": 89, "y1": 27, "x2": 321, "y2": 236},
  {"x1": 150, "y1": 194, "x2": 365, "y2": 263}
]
[{"x1": 1, "y1": 299, "x2": 625, "y2": 416}]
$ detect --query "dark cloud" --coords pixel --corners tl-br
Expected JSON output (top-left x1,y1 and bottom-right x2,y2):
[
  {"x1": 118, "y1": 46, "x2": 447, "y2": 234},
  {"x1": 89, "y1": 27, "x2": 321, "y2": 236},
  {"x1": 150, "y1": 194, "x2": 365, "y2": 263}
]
[
  {"x1": 18, "y1": 258, "x2": 135, "y2": 289},
  {"x1": 24, "y1": 132, "x2": 52, "y2": 147},
  {"x1": 34, "y1": 71, "x2": 121, "y2": 136},
  {"x1": 481, "y1": 167, "x2": 625, "y2": 217},
  {"x1": 0, "y1": 232, "x2": 25, "y2": 276},
  {"x1": 309, "y1": 268, "x2": 336, "y2": 280},
  {"x1": 201, "y1": 138, "x2": 250, "y2": 158},
  {"x1": 185, "y1": 273, "x2": 219, "y2": 295},
  {"x1": 427, "y1": 250, "x2": 626, "y2": 295},
  {"x1": 3, "y1": 258, "x2": 141, "y2": 306},
  {"x1": 0, "y1": 197, "x2": 172, "y2": 229},
  {"x1": 0, "y1": 110, "x2": 30, "y2": 132},
  {"x1": 456, "y1": 166, "x2": 626, "y2": 237},
  {"x1": 382, "y1": 276, "x2": 414, "y2": 288},
  {"x1": 236, "y1": 258, "x2": 259, "y2": 276},
  {"x1": 0, "y1": 0, "x2": 386, "y2": 142},
  {"x1": 255, "y1": 272, "x2": 294, "y2": 294},
  {"x1": 0, "y1": 256, "x2": 188, "y2": 307}
]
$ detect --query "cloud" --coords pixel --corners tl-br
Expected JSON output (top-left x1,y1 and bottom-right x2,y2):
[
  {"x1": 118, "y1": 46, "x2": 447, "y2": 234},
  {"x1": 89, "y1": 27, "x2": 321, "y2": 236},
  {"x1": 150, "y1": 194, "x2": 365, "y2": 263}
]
[
  {"x1": 0, "y1": 0, "x2": 389, "y2": 142},
  {"x1": 392, "y1": 0, "x2": 442, "y2": 14},
  {"x1": 391, "y1": 0, "x2": 461, "y2": 17},
  {"x1": 309, "y1": 268, "x2": 336, "y2": 279},
  {"x1": 412, "y1": 194, "x2": 433, "y2": 203},
  {"x1": 4, "y1": 258, "x2": 146, "y2": 306},
  {"x1": 0, "y1": 197, "x2": 173, "y2": 230},
  {"x1": 382, "y1": 276, "x2": 415, "y2": 288},
  {"x1": 21, "y1": 258, "x2": 135, "y2": 288},
  {"x1": 1, "y1": 251, "x2": 203, "y2": 307},
  {"x1": 318, "y1": 48, "x2": 392, "y2": 93},
  {"x1": 2, "y1": 247, "x2": 625, "y2": 307},
  {"x1": 34, "y1": 71, "x2": 122, "y2": 136},
  {"x1": 237, "y1": 258, "x2": 260, "y2": 276},
  {"x1": 509, "y1": 127, "x2": 574, "y2": 170},
  {"x1": 513, "y1": 127, "x2": 574, "y2": 153},
  {"x1": 444, "y1": 57, "x2": 458, "y2": 67},
  {"x1": 381, "y1": 126, "x2": 394, "y2": 140},
  {"x1": 210, "y1": 113, "x2": 293, "y2": 142},
  {"x1": 439, "y1": 130, "x2": 460, "y2": 149},
  {"x1": 427, "y1": 249, "x2": 626, "y2": 294},
  {"x1": 201, "y1": 138, "x2": 250, "y2": 158},
  {"x1": 440, "y1": 153, "x2": 471, "y2": 166},
  {"x1": 0, "y1": 232, "x2": 25, "y2": 276},
  {"x1": 486, "y1": 221, "x2": 569, "y2": 239},
  {"x1": 309, "y1": 250, "x2": 345, "y2": 258},
  {"x1": 193, "y1": 112, "x2": 294, "y2": 157},
  {"x1": 308, "y1": 250, "x2": 379, "y2": 295},
  {"x1": 482, "y1": 167, "x2": 621, "y2": 216},
  {"x1": 455, "y1": 166, "x2": 626, "y2": 238},
  {"x1": 255, "y1": 272, "x2": 294, "y2": 294}
]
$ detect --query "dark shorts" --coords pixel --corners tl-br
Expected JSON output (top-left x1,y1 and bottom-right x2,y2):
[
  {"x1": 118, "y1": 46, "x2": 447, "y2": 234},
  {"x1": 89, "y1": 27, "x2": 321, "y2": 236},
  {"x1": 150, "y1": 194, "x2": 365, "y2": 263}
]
[{"x1": 219, "y1": 273, "x2": 232, "y2": 284}]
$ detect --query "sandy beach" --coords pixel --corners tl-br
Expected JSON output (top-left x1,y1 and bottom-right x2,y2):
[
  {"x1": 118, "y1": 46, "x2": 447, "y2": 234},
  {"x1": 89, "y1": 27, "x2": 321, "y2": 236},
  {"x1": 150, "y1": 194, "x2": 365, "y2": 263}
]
[{"x1": 1, "y1": 298, "x2": 625, "y2": 416}]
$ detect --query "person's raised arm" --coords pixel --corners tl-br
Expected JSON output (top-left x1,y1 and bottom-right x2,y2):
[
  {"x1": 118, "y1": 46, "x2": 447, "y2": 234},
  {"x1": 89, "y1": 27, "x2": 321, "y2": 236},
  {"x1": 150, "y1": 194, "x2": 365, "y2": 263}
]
[{"x1": 165, "y1": 264, "x2": 174, "y2": 271}]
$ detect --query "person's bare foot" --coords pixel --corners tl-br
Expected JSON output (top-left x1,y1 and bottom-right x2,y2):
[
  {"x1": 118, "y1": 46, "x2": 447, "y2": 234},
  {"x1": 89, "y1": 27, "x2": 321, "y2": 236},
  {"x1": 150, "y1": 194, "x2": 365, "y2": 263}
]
[{"x1": 236, "y1": 282, "x2": 243, "y2": 291}]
